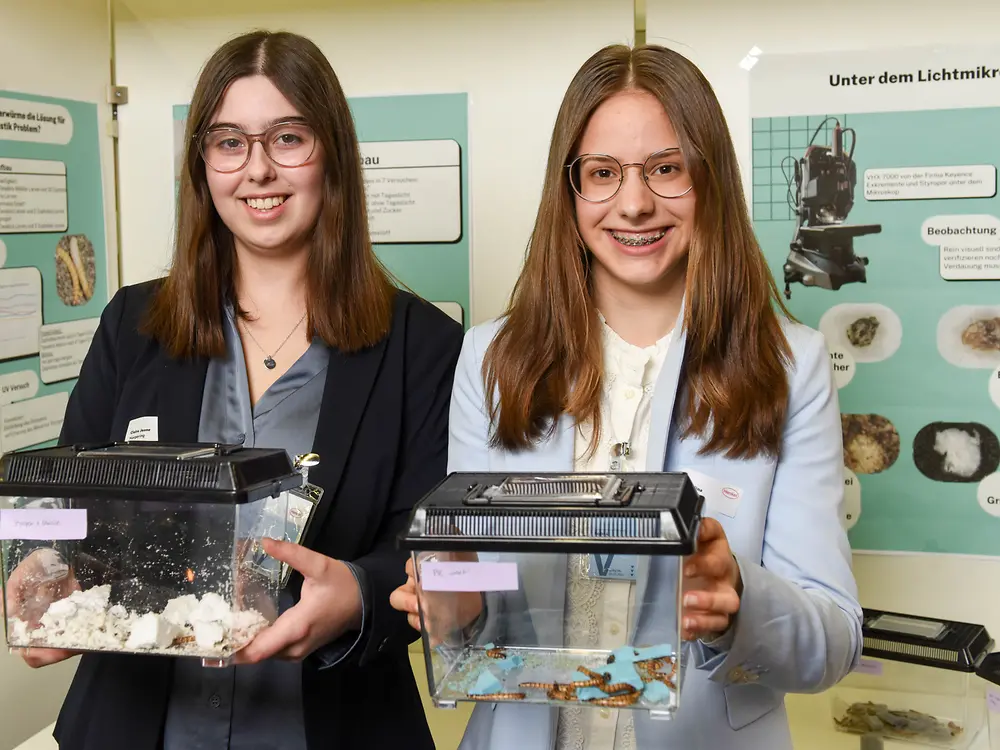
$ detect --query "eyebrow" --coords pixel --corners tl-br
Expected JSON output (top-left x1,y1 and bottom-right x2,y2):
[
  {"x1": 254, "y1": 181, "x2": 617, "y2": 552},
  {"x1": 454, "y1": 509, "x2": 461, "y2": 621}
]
[{"x1": 206, "y1": 115, "x2": 308, "y2": 131}]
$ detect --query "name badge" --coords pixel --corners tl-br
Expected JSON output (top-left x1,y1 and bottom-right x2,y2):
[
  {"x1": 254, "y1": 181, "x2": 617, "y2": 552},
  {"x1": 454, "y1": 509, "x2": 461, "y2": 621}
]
[
  {"x1": 684, "y1": 469, "x2": 742, "y2": 518},
  {"x1": 587, "y1": 553, "x2": 637, "y2": 581},
  {"x1": 125, "y1": 416, "x2": 158, "y2": 442}
]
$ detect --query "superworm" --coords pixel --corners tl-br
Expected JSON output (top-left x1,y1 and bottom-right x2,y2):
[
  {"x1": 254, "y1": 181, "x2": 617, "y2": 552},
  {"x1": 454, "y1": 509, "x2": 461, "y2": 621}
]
[
  {"x1": 600, "y1": 682, "x2": 638, "y2": 695},
  {"x1": 585, "y1": 691, "x2": 642, "y2": 707},
  {"x1": 467, "y1": 692, "x2": 526, "y2": 701},
  {"x1": 577, "y1": 666, "x2": 611, "y2": 683}
]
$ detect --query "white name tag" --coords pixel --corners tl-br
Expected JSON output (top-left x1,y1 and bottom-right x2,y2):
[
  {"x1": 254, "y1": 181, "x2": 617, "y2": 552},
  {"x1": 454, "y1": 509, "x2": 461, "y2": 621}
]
[
  {"x1": 125, "y1": 416, "x2": 158, "y2": 442},
  {"x1": 684, "y1": 469, "x2": 742, "y2": 518}
]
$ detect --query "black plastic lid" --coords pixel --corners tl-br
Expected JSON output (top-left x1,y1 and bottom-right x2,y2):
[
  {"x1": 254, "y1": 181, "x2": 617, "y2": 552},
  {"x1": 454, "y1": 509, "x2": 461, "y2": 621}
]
[
  {"x1": 860, "y1": 608, "x2": 994, "y2": 673},
  {"x1": 976, "y1": 652, "x2": 1000, "y2": 687},
  {"x1": 0, "y1": 442, "x2": 303, "y2": 504},
  {"x1": 398, "y1": 471, "x2": 704, "y2": 555}
]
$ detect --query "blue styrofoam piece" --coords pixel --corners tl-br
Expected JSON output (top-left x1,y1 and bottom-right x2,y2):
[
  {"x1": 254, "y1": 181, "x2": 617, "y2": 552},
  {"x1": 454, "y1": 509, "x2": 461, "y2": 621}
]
[
  {"x1": 606, "y1": 660, "x2": 644, "y2": 691},
  {"x1": 469, "y1": 670, "x2": 503, "y2": 696},
  {"x1": 643, "y1": 679, "x2": 671, "y2": 704},
  {"x1": 496, "y1": 654, "x2": 524, "y2": 672}
]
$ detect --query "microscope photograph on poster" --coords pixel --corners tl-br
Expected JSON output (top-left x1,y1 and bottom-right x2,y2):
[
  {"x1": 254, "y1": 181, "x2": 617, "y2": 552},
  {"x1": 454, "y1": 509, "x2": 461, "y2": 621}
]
[{"x1": 750, "y1": 44, "x2": 1000, "y2": 558}]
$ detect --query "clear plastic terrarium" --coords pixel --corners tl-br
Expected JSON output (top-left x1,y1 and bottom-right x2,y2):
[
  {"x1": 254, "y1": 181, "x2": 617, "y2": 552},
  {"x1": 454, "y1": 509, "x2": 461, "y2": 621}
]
[
  {"x1": 398, "y1": 471, "x2": 704, "y2": 719},
  {"x1": 0, "y1": 442, "x2": 318, "y2": 666},
  {"x1": 830, "y1": 608, "x2": 1000, "y2": 749}
]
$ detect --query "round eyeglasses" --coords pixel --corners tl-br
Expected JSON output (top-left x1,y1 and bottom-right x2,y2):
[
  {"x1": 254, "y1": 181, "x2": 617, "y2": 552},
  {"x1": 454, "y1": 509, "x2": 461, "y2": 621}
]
[
  {"x1": 566, "y1": 147, "x2": 694, "y2": 202},
  {"x1": 197, "y1": 121, "x2": 318, "y2": 173}
]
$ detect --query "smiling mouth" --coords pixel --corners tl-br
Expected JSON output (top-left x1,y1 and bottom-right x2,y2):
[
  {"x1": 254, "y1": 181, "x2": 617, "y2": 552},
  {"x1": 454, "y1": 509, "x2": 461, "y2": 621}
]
[
  {"x1": 243, "y1": 196, "x2": 287, "y2": 211},
  {"x1": 609, "y1": 228, "x2": 668, "y2": 247}
]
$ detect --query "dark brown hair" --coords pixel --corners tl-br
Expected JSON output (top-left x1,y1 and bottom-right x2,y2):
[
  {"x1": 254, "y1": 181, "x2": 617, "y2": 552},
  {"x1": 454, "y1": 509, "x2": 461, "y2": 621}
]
[
  {"x1": 484, "y1": 44, "x2": 793, "y2": 460},
  {"x1": 145, "y1": 30, "x2": 395, "y2": 358}
]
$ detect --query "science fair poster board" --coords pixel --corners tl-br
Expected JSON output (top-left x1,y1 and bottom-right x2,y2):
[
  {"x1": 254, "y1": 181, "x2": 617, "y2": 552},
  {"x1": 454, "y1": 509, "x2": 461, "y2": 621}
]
[
  {"x1": 173, "y1": 92, "x2": 470, "y2": 328},
  {"x1": 750, "y1": 45, "x2": 1000, "y2": 556},
  {"x1": 0, "y1": 90, "x2": 107, "y2": 453}
]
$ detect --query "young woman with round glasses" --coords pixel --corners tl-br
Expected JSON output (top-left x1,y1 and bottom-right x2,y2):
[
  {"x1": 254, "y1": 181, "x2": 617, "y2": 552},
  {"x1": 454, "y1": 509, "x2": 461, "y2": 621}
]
[
  {"x1": 9, "y1": 29, "x2": 460, "y2": 750},
  {"x1": 391, "y1": 43, "x2": 861, "y2": 750}
]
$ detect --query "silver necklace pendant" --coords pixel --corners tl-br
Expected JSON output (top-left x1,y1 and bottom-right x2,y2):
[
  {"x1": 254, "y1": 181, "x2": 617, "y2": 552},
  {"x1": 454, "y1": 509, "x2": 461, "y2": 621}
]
[{"x1": 240, "y1": 309, "x2": 306, "y2": 373}]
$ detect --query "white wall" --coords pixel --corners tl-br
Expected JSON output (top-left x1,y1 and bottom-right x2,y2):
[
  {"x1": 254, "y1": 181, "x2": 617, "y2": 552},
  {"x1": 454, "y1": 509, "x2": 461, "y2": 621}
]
[
  {"x1": 646, "y1": 0, "x2": 1000, "y2": 634},
  {"x1": 645, "y1": 1, "x2": 1000, "y2": 746},
  {"x1": 646, "y1": 0, "x2": 1000, "y2": 236},
  {"x1": 0, "y1": 1, "x2": 114, "y2": 745},
  {"x1": 112, "y1": 0, "x2": 636, "y2": 325}
]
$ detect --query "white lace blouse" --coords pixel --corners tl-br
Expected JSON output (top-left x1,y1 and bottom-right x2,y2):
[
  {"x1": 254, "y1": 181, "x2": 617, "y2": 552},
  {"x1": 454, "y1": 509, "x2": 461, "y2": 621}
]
[{"x1": 555, "y1": 316, "x2": 673, "y2": 750}]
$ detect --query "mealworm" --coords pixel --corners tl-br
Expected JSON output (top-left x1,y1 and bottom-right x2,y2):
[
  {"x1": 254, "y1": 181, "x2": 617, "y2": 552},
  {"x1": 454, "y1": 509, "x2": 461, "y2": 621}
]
[{"x1": 486, "y1": 647, "x2": 507, "y2": 659}]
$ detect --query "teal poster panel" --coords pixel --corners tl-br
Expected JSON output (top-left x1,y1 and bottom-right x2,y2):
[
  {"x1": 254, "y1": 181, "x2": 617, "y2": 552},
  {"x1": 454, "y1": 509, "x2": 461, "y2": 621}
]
[
  {"x1": 752, "y1": 103, "x2": 1000, "y2": 556},
  {"x1": 0, "y1": 90, "x2": 108, "y2": 452},
  {"x1": 173, "y1": 93, "x2": 470, "y2": 328}
]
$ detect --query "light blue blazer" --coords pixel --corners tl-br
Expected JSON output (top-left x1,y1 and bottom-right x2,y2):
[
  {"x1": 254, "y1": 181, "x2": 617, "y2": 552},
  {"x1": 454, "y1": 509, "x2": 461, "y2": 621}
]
[{"x1": 445, "y1": 310, "x2": 864, "y2": 750}]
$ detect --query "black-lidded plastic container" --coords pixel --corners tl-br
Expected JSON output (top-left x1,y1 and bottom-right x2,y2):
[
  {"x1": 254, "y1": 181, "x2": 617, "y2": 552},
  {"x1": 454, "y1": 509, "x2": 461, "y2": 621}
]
[
  {"x1": 830, "y1": 607, "x2": 1000, "y2": 749},
  {"x1": 0, "y1": 442, "x2": 306, "y2": 666},
  {"x1": 398, "y1": 471, "x2": 703, "y2": 720}
]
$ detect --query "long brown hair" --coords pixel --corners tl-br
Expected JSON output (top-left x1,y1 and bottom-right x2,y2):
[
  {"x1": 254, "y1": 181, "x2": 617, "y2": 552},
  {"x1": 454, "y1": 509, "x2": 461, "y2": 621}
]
[
  {"x1": 144, "y1": 30, "x2": 395, "y2": 358},
  {"x1": 485, "y1": 44, "x2": 793, "y2": 460}
]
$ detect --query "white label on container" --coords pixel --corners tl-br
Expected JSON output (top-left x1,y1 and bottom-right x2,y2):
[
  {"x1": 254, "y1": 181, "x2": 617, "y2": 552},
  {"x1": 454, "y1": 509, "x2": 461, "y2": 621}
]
[
  {"x1": 853, "y1": 658, "x2": 883, "y2": 676},
  {"x1": 0, "y1": 508, "x2": 86, "y2": 539},
  {"x1": 421, "y1": 561, "x2": 519, "y2": 592},
  {"x1": 988, "y1": 689, "x2": 1000, "y2": 714}
]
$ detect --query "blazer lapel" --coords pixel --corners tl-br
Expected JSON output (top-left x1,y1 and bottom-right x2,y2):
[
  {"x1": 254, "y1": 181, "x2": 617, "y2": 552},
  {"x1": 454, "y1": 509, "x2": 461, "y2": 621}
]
[
  {"x1": 301, "y1": 338, "x2": 388, "y2": 550},
  {"x1": 157, "y1": 356, "x2": 210, "y2": 443},
  {"x1": 632, "y1": 298, "x2": 688, "y2": 639},
  {"x1": 645, "y1": 295, "x2": 688, "y2": 471}
]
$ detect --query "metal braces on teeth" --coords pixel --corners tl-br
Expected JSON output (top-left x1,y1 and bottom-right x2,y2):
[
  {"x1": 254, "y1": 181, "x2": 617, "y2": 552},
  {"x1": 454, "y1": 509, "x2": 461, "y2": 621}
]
[{"x1": 612, "y1": 231, "x2": 666, "y2": 247}]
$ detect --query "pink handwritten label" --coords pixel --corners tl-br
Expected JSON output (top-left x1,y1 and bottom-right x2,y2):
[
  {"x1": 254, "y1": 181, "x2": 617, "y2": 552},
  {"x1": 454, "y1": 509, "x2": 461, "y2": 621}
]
[
  {"x1": 853, "y1": 658, "x2": 884, "y2": 676},
  {"x1": 0, "y1": 509, "x2": 87, "y2": 540},
  {"x1": 988, "y1": 690, "x2": 1000, "y2": 714},
  {"x1": 421, "y1": 561, "x2": 519, "y2": 592}
]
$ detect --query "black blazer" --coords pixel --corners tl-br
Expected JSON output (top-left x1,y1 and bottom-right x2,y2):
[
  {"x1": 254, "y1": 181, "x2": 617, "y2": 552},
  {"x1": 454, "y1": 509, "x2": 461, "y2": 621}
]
[{"x1": 50, "y1": 280, "x2": 463, "y2": 750}]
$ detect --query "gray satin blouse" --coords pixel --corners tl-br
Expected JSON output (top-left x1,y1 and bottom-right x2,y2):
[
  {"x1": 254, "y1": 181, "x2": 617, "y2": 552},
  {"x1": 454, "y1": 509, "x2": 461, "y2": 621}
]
[{"x1": 162, "y1": 305, "x2": 328, "y2": 750}]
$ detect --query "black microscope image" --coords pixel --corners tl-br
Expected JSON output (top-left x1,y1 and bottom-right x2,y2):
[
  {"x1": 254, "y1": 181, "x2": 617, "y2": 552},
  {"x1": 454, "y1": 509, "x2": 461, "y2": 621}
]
[{"x1": 781, "y1": 118, "x2": 881, "y2": 299}]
